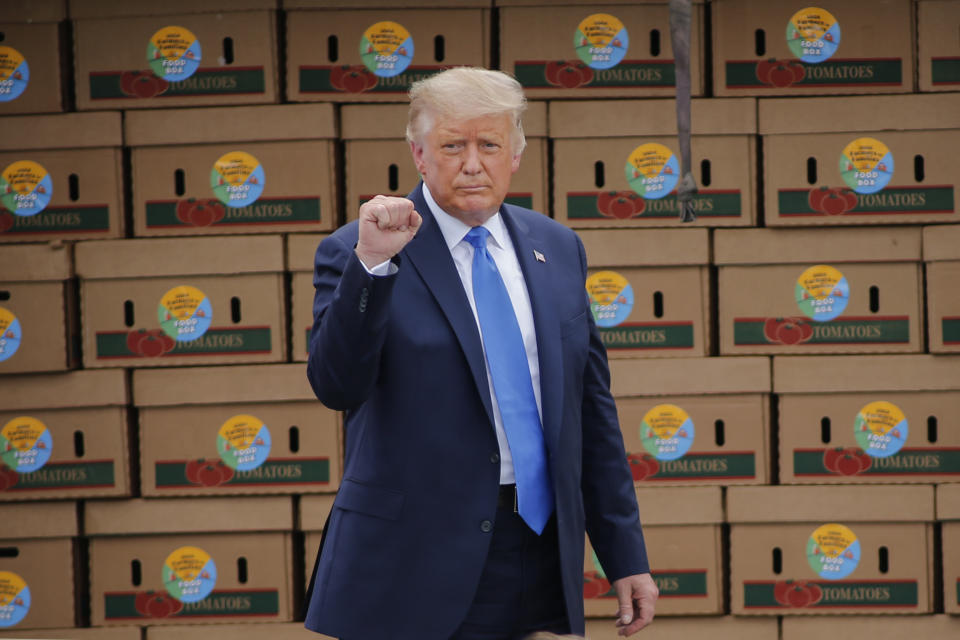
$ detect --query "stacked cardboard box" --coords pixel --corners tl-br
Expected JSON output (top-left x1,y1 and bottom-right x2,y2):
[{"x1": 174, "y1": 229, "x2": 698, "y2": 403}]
[{"x1": 0, "y1": 0, "x2": 67, "y2": 115}]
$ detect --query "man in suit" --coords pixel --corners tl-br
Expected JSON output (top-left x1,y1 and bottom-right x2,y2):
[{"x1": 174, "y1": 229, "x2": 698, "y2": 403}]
[{"x1": 305, "y1": 67, "x2": 657, "y2": 639}]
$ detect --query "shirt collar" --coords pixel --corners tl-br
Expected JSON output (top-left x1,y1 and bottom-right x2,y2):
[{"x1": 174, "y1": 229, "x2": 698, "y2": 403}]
[{"x1": 421, "y1": 182, "x2": 509, "y2": 252}]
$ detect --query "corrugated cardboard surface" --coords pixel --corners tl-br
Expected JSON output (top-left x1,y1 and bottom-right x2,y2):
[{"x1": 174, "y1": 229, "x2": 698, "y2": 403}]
[
  {"x1": 85, "y1": 496, "x2": 293, "y2": 534},
  {"x1": 89, "y1": 531, "x2": 294, "y2": 625},
  {"x1": 584, "y1": 616, "x2": 778, "y2": 640},
  {"x1": 74, "y1": 12, "x2": 278, "y2": 110},
  {"x1": 924, "y1": 225, "x2": 960, "y2": 353},
  {"x1": 783, "y1": 615, "x2": 960, "y2": 640},
  {"x1": 728, "y1": 485, "x2": 935, "y2": 522},
  {"x1": 713, "y1": 0, "x2": 914, "y2": 97},
  {"x1": 70, "y1": 0, "x2": 277, "y2": 19},
  {"x1": 774, "y1": 354, "x2": 960, "y2": 393},
  {"x1": 550, "y1": 98, "x2": 757, "y2": 138},
  {"x1": 714, "y1": 227, "x2": 923, "y2": 264},
  {"x1": 939, "y1": 485, "x2": 960, "y2": 613},
  {"x1": 301, "y1": 494, "x2": 335, "y2": 592},
  {"x1": 145, "y1": 622, "x2": 331, "y2": 640},
  {"x1": 580, "y1": 228, "x2": 710, "y2": 266},
  {"x1": 500, "y1": 4, "x2": 704, "y2": 99},
  {"x1": 0, "y1": 112, "x2": 122, "y2": 151},
  {"x1": 287, "y1": 234, "x2": 326, "y2": 362},
  {"x1": 923, "y1": 223, "x2": 960, "y2": 261},
  {"x1": 286, "y1": 8, "x2": 490, "y2": 103},
  {"x1": 610, "y1": 356, "x2": 771, "y2": 397},
  {"x1": 0, "y1": 243, "x2": 72, "y2": 281},
  {"x1": 0, "y1": 22, "x2": 63, "y2": 115},
  {"x1": 758, "y1": 93, "x2": 960, "y2": 135},
  {"x1": 2, "y1": 0, "x2": 65, "y2": 23},
  {"x1": 918, "y1": 1, "x2": 960, "y2": 92},
  {"x1": 0, "y1": 538, "x2": 76, "y2": 629},
  {"x1": 0, "y1": 501, "x2": 77, "y2": 538},
  {"x1": 0, "y1": 629, "x2": 141, "y2": 639}
]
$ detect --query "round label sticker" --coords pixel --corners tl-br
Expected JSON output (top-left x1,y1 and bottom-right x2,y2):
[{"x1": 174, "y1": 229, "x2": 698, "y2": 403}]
[
  {"x1": 360, "y1": 22, "x2": 414, "y2": 78},
  {"x1": 211, "y1": 151, "x2": 265, "y2": 208},
  {"x1": 807, "y1": 523, "x2": 860, "y2": 580},
  {"x1": 0, "y1": 571, "x2": 30, "y2": 628},
  {"x1": 787, "y1": 7, "x2": 841, "y2": 63},
  {"x1": 625, "y1": 143, "x2": 679, "y2": 200},
  {"x1": 855, "y1": 401, "x2": 908, "y2": 458},
  {"x1": 0, "y1": 161, "x2": 52, "y2": 216},
  {"x1": 586, "y1": 271, "x2": 634, "y2": 328},
  {"x1": 640, "y1": 404, "x2": 695, "y2": 461},
  {"x1": 795, "y1": 265, "x2": 849, "y2": 322},
  {"x1": 840, "y1": 137, "x2": 894, "y2": 195},
  {"x1": 1, "y1": 417, "x2": 53, "y2": 473},
  {"x1": 163, "y1": 546, "x2": 216, "y2": 603},
  {"x1": 158, "y1": 286, "x2": 212, "y2": 343},
  {"x1": 0, "y1": 47, "x2": 30, "y2": 103},
  {"x1": 148, "y1": 26, "x2": 201, "y2": 82},
  {"x1": 217, "y1": 415, "x2": 271, "y2": 471},
  {"x1": 0, "y1": 308, "x2": 22, "y2": 363},
  {"x1": 575, "y1": 14, "x2": 629, "y2": 70}
]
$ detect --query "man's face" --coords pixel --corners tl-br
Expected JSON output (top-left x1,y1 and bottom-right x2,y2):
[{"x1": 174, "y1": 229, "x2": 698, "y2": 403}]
[{"x1": 410, "y1": 112, "x2": 522, "y2": 226}]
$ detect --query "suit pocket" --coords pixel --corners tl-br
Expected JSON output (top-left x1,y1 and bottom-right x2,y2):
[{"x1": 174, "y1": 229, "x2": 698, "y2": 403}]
[
  {"x1": 560, "y1": 309, "x2": 588, "y2": 339},
  {"x1": 335, "y1": 478, "x2": 405, "y2": 521}
]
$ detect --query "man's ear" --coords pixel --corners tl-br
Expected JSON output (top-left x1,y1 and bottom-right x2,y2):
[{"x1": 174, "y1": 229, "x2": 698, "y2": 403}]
[
  {"x1": 410, "y1": 140, "x2": 426, "y2": 175},
  {"x1": 511, "y1": 150, "x2": 522, "y2": 174}
]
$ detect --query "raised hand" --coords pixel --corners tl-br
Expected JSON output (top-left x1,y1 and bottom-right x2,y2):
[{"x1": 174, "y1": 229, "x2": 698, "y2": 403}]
[{"x1": 355, "y1": 195, "x2": 423, "y2": 269}]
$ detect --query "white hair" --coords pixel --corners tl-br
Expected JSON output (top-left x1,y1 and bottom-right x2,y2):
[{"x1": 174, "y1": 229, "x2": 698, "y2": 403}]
[{"x1": 406, "y1": 67, "x2": 527, "y2": 154}]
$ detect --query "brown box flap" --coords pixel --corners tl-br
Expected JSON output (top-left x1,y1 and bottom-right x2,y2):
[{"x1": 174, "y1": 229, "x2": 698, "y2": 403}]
[
  {"x1": 585, "y1": 617, "x2": 776, "y2": 640},
  {"x1": 610, "y1": 357, "x2": 770, "y2": 396},
  {"x1": 133, "y1": 364, "x2": 317, "y2": 406},
  {"x1": 144, "y1": 623, "x2": 327, "y2": 640},
  {"x1": 0, "y1": 112, "x2": 122, "y2": 151},
  {"x1": 760, "y1": 93, "x2": 960, "y2": 135},
  {"x1": 85, "y1": 497, "x2": 293, "y2": 535},
  {"x1": 0, "y1": 501, "x2": 77, "y2": 539},
  {"x1": 635, "y1": 486, "x2": 722, "y2": 525},
  {"x1": 923, "y1": 224, "x2": 960, "y2": 261},
  {"x1": 287, "y1": 1, "x2": 490, "y2": 7},
  {"x1": 0, "y1": 243, "x2": 72, "y2": 281},
  {"x1": 714, "y1": 227, "x2": 922, "y2": 264},
  {"x1": 937, "y1": 484, "x2": 960, "y2": 521},
  {"x1": 75, "y1": 235, "x2": 284, "y2": 279},
  {"x1": 70, "y1": 0, "x2": 277, "y2": 18},
  {"x1": 728, "y1": 485, "x2": 934, "y2": 522},
  {"x1": 581, "y1": 228, "x2": 710, "y2": 267},
  {"x1": 300, "y1": 494, "x2": 336, "y2": 532},
  {"x1": 286, "y1": 233, "x2": 327, "y2": 272},
  {"x1": 125, "y1": 104, "x2": 336, "y2": 146},
  {"x1": 783, "y1": 615, "x2": 960, "y2": 640},
  {"x1": 1, "y1": 0, "x2": 66, "y2": 22},
  {"x1": 550, "y1": 98, "x2": 756, "y2": 138},
  {"x1": 0, "y1": 629, "x2": 142, "y2": 640},
  {"x1": 774, "y1": 355, "x2": 960, "y2": 393},
  {"x1": 1, "y1": 369, "x2": 128, "y2": 410},
  {"x1": 498, "y1": 0, "x2": 699, "y2": 5},
  {"x1": 341, "y1": 100, "x2": 547, "y2": 139}
]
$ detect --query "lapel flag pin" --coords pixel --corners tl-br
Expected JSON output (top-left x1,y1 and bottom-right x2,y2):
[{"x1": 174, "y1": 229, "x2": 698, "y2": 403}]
[{"x1": 534, "y1": 250, "x2": 546, "y2": 263}]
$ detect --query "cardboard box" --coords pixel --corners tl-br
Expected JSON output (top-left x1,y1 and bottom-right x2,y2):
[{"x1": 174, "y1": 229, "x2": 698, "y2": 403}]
[
  {"x1": 713, "y1": 0, "x2": 914, "y2": 96},
  {"x1": 0, "y1": 19, "x2": 65, "y2": 115},
  {"x1": 550, "y1": 98, "x2": 757, "y2": 227},
  {"x1": 0, "y1": 369, "x2": 131, "y2": 500},
  {"x1": 499, "y1": 1, "x2": 704, "y2": 99},
  {"x1": 924, "y1": 224, "x2": 960, "y2": 353},
  {"x1": 146, "y1": 622, "x2": 329, "y2": 640},
  {"x1": 0, "y1": 502, "x2": 77, "y2": 630},
  {"x1": 0, "y1": 112, "x2": 124, "y2": 241},
  {"x1": 0, "y1": 244, "x2": 76, "y2": 374},
  {"x1": 74, "y1": 11, "x2": 278, "y2": 110},
  {"x1": 287, "y1": 233, "x2": 326, "y2": 362},
  {"x1": 341, "y1": 101, "x2": 549, "y2": 220},
  {"x1": 300, "y1": 494, "x2": 335, "y2": 593},
  {"x1": 0, "y1": 629, "x2": 140, "y2": 639},
  {"x1": 919, "y1": 1, "x2": 960, "y2": 92},
  {"x1": 580, "y1": 228, "x2": 710, "y2": 357},
  {"x1": 126, "y1": 104, "x2": 337, "y2": 236},
  {"x1": 585, "y1": 487, "x2": 723, "y2": 617},
  {"x1": 940, "y1": 484, "x2": 960, "y2": 614},
  {"x1": 585, "y1": 615, "x2": 778, "y2": 640},
  {"x1": 609, "y1": 357, "x2": 771, "y2": 485},
  {"x1": 86, "y1": 496, "x2": 295, "y2": 626},
  {"x1": 759, "y1": 94, "x2": 960, "y2": 226},
  {"x1": 715, "y1": 227, "x2": 924, "y2": 355},
  {"x1": 775, "y1": 355, "x2": 960, "y2": 484},
  {"x1": 75, "y1": 236, "x2": 287, "y2": 368},
  {"x1": 286, "y1": 5, "x2": 490, "y2": 103},
  {"x1": 134, "y1": 364, "x2": 341, "y2": 496},
  {"x1": 783, "y1": 615, "x2": 960, "y2": 639},
  {"x1": 69, "y1": 0, "x2": 277, "y2": 18},
  {"x1": 729, "y1": 485, "x2": 935, "y2": 615}
]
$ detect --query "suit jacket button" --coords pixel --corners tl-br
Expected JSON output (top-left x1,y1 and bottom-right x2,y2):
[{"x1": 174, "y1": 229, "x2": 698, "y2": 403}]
[
  {"x1": 490, "y1": 453, "x2": 500, "y2": 464},
  {"x1": 480, "y1": 520, "x2": 493, "y2": 533}
]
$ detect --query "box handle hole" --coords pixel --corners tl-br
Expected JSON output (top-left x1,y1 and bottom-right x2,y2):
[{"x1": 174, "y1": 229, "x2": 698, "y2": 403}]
[
  {"x1": 754, "y1": 29, "x2": 766, "y2": 57},
  {"x1": 74, "y1": 430, "x2": 85, "y2": 458},
  {"x1": 434, "y1": 35, "x2": 445, "y2": 62},
  {"x1": 714, "y1": 419, "x2": 725, "y2": 446},
  {"x1": 913, "y1": 155, "x2": 925, "y2": 182},
  {"x1": 772, "y1": 547, "x2": 782, "y2": 574},
  {"x1": 594, "y1": 161, "x2": 605, "y2": 188},
  {"x1": 289, "y1": 426, "x2": 300, "y2": 453},
  {"x1": 231, "y1": 296, "x2": 242, "y2": 323},
  {"x1": 237, "y1": 556, "x2": 248, "y2": 583},
  {"x1": 124, "y1": 300, "x2": 135, "y2": 327},
  {"x1": 222, "y1": 37, "x2": 234, "y2": 65},
  {"x1": 131, "y1": 559, "x2": 142, "y2": 586},
  {"x1": 649, "y1": 29, "x2": 661, "y2": 57},
  {"x1": 388, "y1": 164, "x2": 399, "y2": 191},
  {"x1": 0, "y1": 547, "x2": 19, "y2": 558},
  {"x1": 652, "y1": 291, "x2": 664, "y2": 318},
  {"x1": 174, "y1": 169, "x2": 186, "y2": 197},
  {"x1": 69, "y1": 173, "x2": 80, "y2": 201},
  {"x1": 927, "y1": 416, "x2": 938, "y2": 443},
  {"x1": 878, "y1": 546, "x2": 889, "y2": 573},
  {"x1": 806, "y1": 157, "x2": 817, "y2": 185},
  {"x1": 700, "y1": 159, "x2": 711, "y2": 187},
  {"x1": 820, "y1": 417, "x2": 831, "y2": 444},
  {"x1": 869, "y1": 285, "x2": 879, "y2": 313},
  {"x1": 328, "y1": 35, "x2": 339, "y2": 62},
  {"x1": 0, "y1": 291, "x2": 9, "y2": 302}
]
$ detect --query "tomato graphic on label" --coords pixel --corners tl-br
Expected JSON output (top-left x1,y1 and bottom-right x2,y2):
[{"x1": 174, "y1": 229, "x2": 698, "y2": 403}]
[{"x1": 544, "y1": 60, "x2": 595, "y2": 88}]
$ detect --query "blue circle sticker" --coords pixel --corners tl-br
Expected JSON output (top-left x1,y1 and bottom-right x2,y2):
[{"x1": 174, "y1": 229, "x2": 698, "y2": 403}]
[
  {"x1": 211, "y1": 151, "x2": 265, "y2": 208},
  {"x1": 840, "y1": 137, "x2": 894, "y2": 195},
  {"x1": 807, "y1": 523, "x2": 860, "y2": 580},
  {"x1": 148, "y1": 26, "x2": 201, "y2": 82},
  {"x1": 640, "y1": 404, "x2": 695, "y2": 462},
  {"x1": 586, "y1": 271, "x2": 634, "y2": 327},
  {"x1": 217, "y1": 415, "x2": 271, "y2": 471},
  {"x1": 1, "y1": 417, "x2": 53, "y2": 473},
  {"x1": 0, "y1": 571, "x2": 30, "y2": 627},
  {"x1": 625, "y1": 143, "x2": 680, "y2": 200},
  {"x1": 1, "y1": 161, "x2": 53, "y2": 216},
  {"x1": 361, "y1": 22, "x2": 414, "y2": 78},
  {"x1": 575, "y1": 14, "x2": 629, "y2": 70},
  {"x1": 796, "y1": 265, "x2": 849, "y2": 322},
  {"x1": 855, "y1": 401, "x2": 908, "y2": 458},
  {"x1": 159, "y1": 286, "x2": 213, "y2": 343},
  {"x1": 0, "y1": 308, "x2": 22, "y2": 362},
  {"x1": 787, "y1": 8, "x2": 841, "y2": 64},
  {"x1": 163, "y1": 546, "x2": 216, "y2": 603},
  {"x1": 0, "y1": 47, "x2": 30, "y2": 102}
]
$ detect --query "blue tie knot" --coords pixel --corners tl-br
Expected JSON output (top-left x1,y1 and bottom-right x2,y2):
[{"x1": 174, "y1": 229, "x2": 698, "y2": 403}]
[{"x1": 464, "y1": 226, "x2": 489, "y2": 250}]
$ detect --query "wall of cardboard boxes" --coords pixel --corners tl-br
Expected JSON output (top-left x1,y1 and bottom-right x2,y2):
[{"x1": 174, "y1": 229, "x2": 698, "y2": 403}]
[{"x1": 1, "y1": 0, "x2": 960, "y2": 638}]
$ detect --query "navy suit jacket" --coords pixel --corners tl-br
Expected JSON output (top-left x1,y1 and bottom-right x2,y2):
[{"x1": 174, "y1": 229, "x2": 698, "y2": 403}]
[{"x1": 304, "y1": 184, "x2": 648, "y2": 639}]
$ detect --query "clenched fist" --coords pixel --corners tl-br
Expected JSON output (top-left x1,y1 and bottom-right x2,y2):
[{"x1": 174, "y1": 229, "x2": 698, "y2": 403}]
[{"x1": 356, "y1": 195, "x2": 423, "y2": 269}]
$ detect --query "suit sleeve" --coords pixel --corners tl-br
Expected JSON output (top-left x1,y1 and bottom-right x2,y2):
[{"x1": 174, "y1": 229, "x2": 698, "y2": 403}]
[
  {"x1": 306, "y1": 231, "x2": 398, "y2": 411},
  {"x1": 575, "y1": 234, "x2": 651, "y2": 582}
]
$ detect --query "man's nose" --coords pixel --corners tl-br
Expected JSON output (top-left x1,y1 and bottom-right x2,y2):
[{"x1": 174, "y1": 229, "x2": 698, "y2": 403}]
[{"x1": 461, "y1": 143, "x2": 482, "y2": 174}]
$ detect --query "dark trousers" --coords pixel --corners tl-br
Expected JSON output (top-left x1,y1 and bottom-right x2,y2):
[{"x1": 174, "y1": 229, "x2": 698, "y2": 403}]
[{"x1": 449, "y1": 506, "x2": 569, "y2": 640}]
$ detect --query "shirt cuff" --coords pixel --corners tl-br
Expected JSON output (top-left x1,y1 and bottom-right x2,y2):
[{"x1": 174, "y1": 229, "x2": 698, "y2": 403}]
[{"x1": 363, "y1": 257, "x2": 398, "y2": 277}]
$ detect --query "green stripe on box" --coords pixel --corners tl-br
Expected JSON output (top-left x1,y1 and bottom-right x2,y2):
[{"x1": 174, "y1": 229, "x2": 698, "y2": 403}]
[
  {"x1": 1, "y1": 204, "x2": 110, "y2": 235},
  {"x1": 90, "y1": 67, "x2": 265, "y2": 99},
  {"x1": 733, "y1": 317, "x2": 909, "y2": 346},
  {"x1": 943, "y1": 317, "x2": 960, "y2": 345},
  {"x1": 513, "y1": 60, "x2": 676, "y2": 88},
  {"x1": 6, "y1": 460, "x2": 115, "y2": 490},
  {"x1": 299, "y1": 65, "x2": 444, "y2": 94},
  {"x1": 145, "y1": 197, "x2": 322, "y2": 228},
  {"x1": 726, "y1": 58, "x2": 902, "y2": 88},
  {"x1": 639, "y1": 452, "x2": 755, "y2": 480},
  {"x1": 567, "y1": 191, "x2": 742, "y2": 220},
  {"x1": 932, "y1": 58, "x2": 960, "y2": 85},
  {"x1": 599, "y1": 323, "x2": 694, "y2": 350},
  {"x1": 96, "y1": 327, "x2": 272, "y2": 359},
  {"x1": 155, "y1": 458, "x2": 330, "y2": 488},
  {"x1": 654, "y1": 571, "x2": 708, "y2": 597},
  {"x1": 104, "y1": 590, "x2": 279, "y2": 620},
  {"x1": 743, "y1": 580, "x2": 918, "y2": 608},
  {"x1": 794, "y1": 448, "x2": 960, "y2": 476},
  {"x1": 778, "y1": 186, "x2": 955, "y2": 216}
]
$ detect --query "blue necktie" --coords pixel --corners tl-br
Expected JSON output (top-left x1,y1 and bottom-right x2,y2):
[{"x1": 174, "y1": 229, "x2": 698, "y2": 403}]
[{"x1": 465, "y1": 226, "x2": 554, "y2": 534}]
